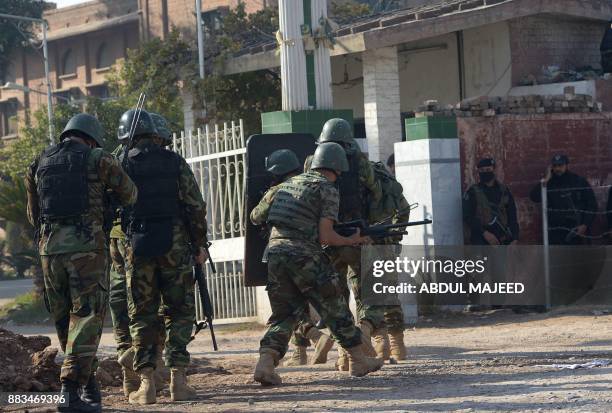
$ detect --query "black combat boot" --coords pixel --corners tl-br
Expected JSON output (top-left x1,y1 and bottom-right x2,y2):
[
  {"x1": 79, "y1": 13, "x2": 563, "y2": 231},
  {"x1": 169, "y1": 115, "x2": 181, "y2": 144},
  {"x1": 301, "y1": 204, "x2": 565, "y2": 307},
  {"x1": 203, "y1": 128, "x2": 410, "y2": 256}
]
[
  {"x1": 57, "y1": 380, "x2": 101, "y2": 413},
  {"x1": 80, "y1": 372, "x2": 101, "y2": 404}
]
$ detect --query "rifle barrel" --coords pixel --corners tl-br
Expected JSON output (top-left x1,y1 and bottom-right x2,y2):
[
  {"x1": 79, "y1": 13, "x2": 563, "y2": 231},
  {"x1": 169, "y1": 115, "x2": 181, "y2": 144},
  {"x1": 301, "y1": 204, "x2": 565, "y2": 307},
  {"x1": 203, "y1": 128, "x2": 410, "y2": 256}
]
[{"x1": 381, "y1": 219, "x2": 432, "y2": 229}]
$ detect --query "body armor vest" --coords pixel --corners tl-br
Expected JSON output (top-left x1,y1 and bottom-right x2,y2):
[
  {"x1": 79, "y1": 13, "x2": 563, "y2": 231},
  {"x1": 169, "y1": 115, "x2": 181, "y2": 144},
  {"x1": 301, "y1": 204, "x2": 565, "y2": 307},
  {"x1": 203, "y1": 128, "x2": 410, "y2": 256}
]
[
  {"x1": 36, "y1": 140, "x2": 91, "y2": 220},
  {"x1": 267, "y1": 172, "x2": 327, "y2": 238},
  {"x1": 473, "y1": 183, "x2": 510, "y2": 227},
  {"x1": 126, "y1": 145, "x2": 180, "y2": 219},
  {"x1": 337, "y1": 154, "x2": 361, "y2": 221}
]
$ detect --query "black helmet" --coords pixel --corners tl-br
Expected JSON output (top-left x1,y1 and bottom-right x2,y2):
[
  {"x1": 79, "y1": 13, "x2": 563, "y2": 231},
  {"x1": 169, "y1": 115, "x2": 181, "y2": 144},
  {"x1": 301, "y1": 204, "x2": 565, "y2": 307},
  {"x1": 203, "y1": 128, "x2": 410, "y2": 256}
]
[
  {"x1": 149, "y1": 112, "x2": 172, "y2": 144},
  {"x1": 61, "y1": 113, "x2": 104, "y2": 147},
  {"x1": 265, "y1": 149, "x2": 301, "y2": 177},
  {"x1": 310, "y1": 142, "x2": 349, "y2": 172},
  {"x1": 117, "y1": 109, "x2": 157, "y2": 143}
]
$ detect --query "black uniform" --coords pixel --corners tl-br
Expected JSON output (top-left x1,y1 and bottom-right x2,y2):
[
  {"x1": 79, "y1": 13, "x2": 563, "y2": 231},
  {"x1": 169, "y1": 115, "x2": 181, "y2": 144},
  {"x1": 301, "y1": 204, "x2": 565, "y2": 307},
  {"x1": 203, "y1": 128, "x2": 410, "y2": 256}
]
[
  {"x1": 463, "y1": 181, "x2": 519, "y2": 245},
  {"x1": 529, "y1": 171, "x2": 597, "y2": 245}
]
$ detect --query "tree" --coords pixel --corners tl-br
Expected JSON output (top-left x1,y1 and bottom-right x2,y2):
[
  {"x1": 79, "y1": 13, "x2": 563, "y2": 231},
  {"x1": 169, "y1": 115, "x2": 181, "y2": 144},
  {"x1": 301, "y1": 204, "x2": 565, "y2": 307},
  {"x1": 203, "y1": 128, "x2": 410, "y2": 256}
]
[
  {"x1": 0, "y1": 1, "x2": 46, "y2": 82},
  {"x1": 0, "y1": 103, "x2": 79, "y2": 180},
  {"x1": 106, "y1": 29, "x2": 194, "y2": 132},
  {"x1": 191, "y1": 4, "x2": 282, "y2": 134}
]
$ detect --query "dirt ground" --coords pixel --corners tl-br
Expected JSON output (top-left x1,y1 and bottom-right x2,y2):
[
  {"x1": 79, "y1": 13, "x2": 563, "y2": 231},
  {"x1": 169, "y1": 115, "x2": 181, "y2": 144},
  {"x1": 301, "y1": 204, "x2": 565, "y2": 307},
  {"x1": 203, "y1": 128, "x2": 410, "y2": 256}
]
[{"x1": 5, "y1": 306, "x2": 612, "y2": 412}]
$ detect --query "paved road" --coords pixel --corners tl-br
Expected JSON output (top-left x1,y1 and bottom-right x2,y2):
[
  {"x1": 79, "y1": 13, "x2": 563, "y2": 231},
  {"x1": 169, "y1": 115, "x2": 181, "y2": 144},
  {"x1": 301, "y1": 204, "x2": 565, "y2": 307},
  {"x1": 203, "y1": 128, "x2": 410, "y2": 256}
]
[{"x1": 0, "y1": 278, "x2": 33, "y2": 307}]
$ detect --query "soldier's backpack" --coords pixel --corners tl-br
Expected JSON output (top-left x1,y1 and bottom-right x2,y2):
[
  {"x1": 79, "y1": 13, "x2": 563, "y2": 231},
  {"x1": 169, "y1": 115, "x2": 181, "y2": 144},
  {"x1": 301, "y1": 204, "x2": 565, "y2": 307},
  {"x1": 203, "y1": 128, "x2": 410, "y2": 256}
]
[{"x1": 369, "y1": 161, "x2": 405, "y2": 222}]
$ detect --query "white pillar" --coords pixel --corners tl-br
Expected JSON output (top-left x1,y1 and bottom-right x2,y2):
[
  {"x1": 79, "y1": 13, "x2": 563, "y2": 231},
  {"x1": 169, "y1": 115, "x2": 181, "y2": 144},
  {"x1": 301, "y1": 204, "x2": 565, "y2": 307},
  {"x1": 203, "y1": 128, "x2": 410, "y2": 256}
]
[
  {"x1": 311, "y1": 0, "x2": 333, "y2": 109},
  {"x1": 363, "y1": 46, "x2": 402, "y2": 162},
  {"x1": 395, "y1": 139, "x2": 464, "y2": 246},
  {"x1": 394, "y1": 138, "x2": 464, "y2": 317},
  {"x1": 279, "y1": 0, "x2": 308, "y2": 111},
  {"x1": 182, "y1": 89, "x2": 195, "y2": 133}
]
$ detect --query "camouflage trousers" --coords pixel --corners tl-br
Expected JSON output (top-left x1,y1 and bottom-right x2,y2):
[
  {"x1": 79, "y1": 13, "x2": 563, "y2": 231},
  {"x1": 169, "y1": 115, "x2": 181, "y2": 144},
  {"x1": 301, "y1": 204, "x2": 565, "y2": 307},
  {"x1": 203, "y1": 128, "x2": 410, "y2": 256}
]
[
  {"x1": 41, "y1": 251, "x2": 108, "y2": 385},
  {"x1": 125, "y1": 243, "x2": 195, "y2": 372},
  {"x1": 334, "y1": 246, "x2": 387, "y2": 329},
  {"x1": 260, "y1": 252, "x2": 362, "y2": 358},
  {"x1": 109, "y1": 237, "x2": 166, "y2": 358}
]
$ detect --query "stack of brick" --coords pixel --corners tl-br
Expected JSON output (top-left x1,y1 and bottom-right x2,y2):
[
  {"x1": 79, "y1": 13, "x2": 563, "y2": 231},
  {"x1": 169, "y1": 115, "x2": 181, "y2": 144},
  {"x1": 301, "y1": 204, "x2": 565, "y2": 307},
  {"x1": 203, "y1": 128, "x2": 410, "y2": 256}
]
[
  {"x1": 415, "y1": 100, "x2": 455, "y2": 117},
  {"x1": 414, "y1": 87, "x2": 603, "y2": 118}
]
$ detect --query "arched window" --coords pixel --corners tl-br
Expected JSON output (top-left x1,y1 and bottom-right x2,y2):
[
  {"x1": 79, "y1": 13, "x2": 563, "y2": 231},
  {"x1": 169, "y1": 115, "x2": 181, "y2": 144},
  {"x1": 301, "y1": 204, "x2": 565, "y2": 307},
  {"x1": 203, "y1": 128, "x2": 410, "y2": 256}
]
[
  {"x1": 96, "y1": 43, "x2": 112, "y2": 69},
  {"x1": 61, "y1": 49, "x2": 76, "y2": 75}
]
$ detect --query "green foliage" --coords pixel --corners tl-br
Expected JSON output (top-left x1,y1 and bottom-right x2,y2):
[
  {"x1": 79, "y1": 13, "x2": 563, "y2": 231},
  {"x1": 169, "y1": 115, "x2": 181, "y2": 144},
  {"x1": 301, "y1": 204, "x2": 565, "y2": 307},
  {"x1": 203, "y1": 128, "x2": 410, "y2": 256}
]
[
  {"x1": 0, "y1": 103, "x2": 79, "y2": 180},
  {"x1": 190, "y1": 4, "x2": 281, "y2": 134},
  {"x1": 0, "y1": 0, "x2": 46, "y2": 82},
  {"x1": 0, "y1": 179, "x2": 29, "y2": 227},
  {"x1": 330, "y1": 0, "x2": 371, "y2": 24},
  {"x1": 195, "y1": 70, "x2": 281, "y2": 135},
  {"x1": 211, "y1": 3, "x2": 279, "y2": 60},
  {"x1": 85, "y1": 96, "x2": 125, "y2": 152},
  {"x1": 0, "y1": 290, "x2": 47, "y2": 323},
  {"x1": 106, "y1": 29, "x2": 194, "y2": 131}
]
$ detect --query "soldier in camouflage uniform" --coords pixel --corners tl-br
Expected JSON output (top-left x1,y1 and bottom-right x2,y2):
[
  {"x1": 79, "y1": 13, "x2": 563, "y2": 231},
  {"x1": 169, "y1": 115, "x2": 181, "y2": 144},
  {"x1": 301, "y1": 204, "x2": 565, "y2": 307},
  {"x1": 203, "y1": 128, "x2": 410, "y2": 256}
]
[
  {"x1": 364, "y1": 154, "x2": 412, "y2": 361},
  {"x1": 304, "y1": 118, "x2": 382, "y2": 369},
  {"x1": 253, "y1": 142, "x2": 383, "y2": 386},
  {"x1": 250, "y1": 149, "x2": 334, "y2": 367},
  {"x1": 120, "y1": 110, "x2": 208, "y2": 405},
  {"x1": 109, "y1": 111, "x2": 172, "y2": 397},
  {"x1": 26, "y1": 113, "x2": 137, "y2": 413}
]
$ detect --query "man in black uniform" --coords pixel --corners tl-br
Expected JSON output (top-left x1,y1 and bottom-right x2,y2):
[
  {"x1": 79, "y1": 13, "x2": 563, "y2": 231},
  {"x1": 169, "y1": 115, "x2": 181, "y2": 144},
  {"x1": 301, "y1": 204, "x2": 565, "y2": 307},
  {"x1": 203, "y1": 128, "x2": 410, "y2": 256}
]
[
  {"x1": 462, "y1": 158, "x2": 519, "y2": 312},
  {"x1": 463, "y1": 158, "x2": 519, "y2": 246},
  {"x1": 529, "y1": 154, "x2": 597, "y2": 245}
]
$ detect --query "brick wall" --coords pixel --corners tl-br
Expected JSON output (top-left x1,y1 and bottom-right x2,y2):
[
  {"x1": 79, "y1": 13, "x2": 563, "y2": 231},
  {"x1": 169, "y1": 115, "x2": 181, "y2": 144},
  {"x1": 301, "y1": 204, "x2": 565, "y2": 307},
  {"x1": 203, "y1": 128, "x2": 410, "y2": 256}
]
[
  {"x1": 458, "y1": 113, "x2": 612, "y2": 244},
  {"x1": 45, "y1": 0, "x2": 138, "y2": 31},
  {"x1": 509, "y1": 16, "x2": 607, "y2": 86}
]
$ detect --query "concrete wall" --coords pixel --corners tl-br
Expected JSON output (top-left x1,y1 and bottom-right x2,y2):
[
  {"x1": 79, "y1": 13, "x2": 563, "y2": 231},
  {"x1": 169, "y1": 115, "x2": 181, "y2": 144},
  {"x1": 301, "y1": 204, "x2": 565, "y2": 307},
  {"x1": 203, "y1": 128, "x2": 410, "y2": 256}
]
[
  {"x1": 509, "y1": 15, "x2": 607, "y2": 86},
  {"x1": 398, "y1": 33, "x2": 460, "y2": 112},
  {"x1": 458, "y1": 113, "x2": 612, "y2": 244},
  {"x1": 462, "y1": 21, "x2": 512, "y2": 98},
  {"x1": 331, "y1": 54, "x2": 364, "y2": 118}
]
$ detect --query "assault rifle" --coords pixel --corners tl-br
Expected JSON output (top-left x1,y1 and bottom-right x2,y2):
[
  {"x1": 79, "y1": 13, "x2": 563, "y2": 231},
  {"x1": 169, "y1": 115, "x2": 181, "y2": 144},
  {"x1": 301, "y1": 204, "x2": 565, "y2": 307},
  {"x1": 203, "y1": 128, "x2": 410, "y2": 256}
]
[
  {"x1": 334, "y1": 218, "x2": 433, "y2": 241},
  {"x1": 190, "y1": 241, "x2": 218, "y2": 351}
]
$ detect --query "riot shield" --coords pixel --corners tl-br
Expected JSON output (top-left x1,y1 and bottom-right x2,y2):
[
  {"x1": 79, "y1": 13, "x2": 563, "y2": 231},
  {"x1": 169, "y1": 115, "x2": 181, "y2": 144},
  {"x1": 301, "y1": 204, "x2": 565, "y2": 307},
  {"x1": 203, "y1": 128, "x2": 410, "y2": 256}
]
[{"x1": 244, "y1": 133, "x2": 317, "y2": 286}]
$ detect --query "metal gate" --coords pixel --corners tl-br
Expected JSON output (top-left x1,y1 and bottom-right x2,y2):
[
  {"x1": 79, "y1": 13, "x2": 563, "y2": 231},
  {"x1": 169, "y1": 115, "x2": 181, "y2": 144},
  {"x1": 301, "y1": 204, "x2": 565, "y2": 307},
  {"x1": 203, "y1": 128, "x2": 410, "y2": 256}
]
[{"x1": 173, "y1": 120, "x2": 257, "y2": 324}]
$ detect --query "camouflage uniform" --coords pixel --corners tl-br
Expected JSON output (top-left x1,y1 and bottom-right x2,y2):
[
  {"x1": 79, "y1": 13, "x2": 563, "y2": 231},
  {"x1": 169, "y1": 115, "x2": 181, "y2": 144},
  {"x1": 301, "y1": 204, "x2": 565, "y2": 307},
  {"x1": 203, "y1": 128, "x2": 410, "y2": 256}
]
[
  {"x1": 26, "y1": 141, "x2": 137, "y2": 386},
  {"x1": 368, "y1": 188, "x2": 411, "y2": 335},
  {"x1": 250, "y1": 185, "x2": 316, "y2": 349},
  {"x1": 124, "y1": 138, "x2": 208, "y2": 372},
  {"x1": 305, "y1": 152, "x2": 384, "y2": 329},
  {"x1": 108, "y1": 145, "x2": 166, "y2": 359},
  {"x1": 258, "y1": 171, "x2": 362, "y2": 357}
]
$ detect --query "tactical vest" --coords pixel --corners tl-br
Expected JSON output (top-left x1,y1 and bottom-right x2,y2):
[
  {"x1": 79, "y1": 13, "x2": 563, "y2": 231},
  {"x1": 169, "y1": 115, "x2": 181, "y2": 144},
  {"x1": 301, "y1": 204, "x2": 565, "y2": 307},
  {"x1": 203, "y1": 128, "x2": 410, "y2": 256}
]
[
  {"x1": 337, "y1": 153, "x2": 362, "y2": 221},
  {"x1": 36, "y1": 140, "x2": 91, "y2": 220},
  {"x1": 267, "y1": 172, "x2": 327, "y2": 239},
  {"x1": 473, "y1": 183, "x2": 510, "y2": 227},
  {"x1": 126, "y1": 145, "x2": 180, "y2": 219}
]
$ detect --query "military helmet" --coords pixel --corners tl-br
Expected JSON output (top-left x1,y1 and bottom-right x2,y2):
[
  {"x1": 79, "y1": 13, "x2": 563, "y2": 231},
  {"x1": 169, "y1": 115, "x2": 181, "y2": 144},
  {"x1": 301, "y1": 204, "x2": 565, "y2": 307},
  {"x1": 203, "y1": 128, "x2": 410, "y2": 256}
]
[
  {"x1": 265, "y1": 149, "x2": 301, "y2": 177},
  {"x1": 117, "y1": 109, "x2": 158, "y2": 143},
  {"x1": 310, "y1": 142, "x2": 349, "y2": 172},
  {"x1": 149, "y1": 112, "x2": 172, "y2": 144},
  {"x1": 318, "y1": 118, "x2": 353, "y2": 144},
  {"x1": 61, "y1": 113, "x2": 104, "y2": 147}
]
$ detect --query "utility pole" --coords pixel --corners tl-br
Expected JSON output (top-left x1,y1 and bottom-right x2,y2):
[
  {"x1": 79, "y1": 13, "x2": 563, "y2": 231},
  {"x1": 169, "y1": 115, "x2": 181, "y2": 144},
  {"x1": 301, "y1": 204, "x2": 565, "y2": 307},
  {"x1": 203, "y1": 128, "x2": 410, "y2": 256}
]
[
  {"x1": 195, "y1": 0, "x2": 205, "y2": 79},
  {"x1": 0, "y1": 13, "x2": 54, "y2": 144}
]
